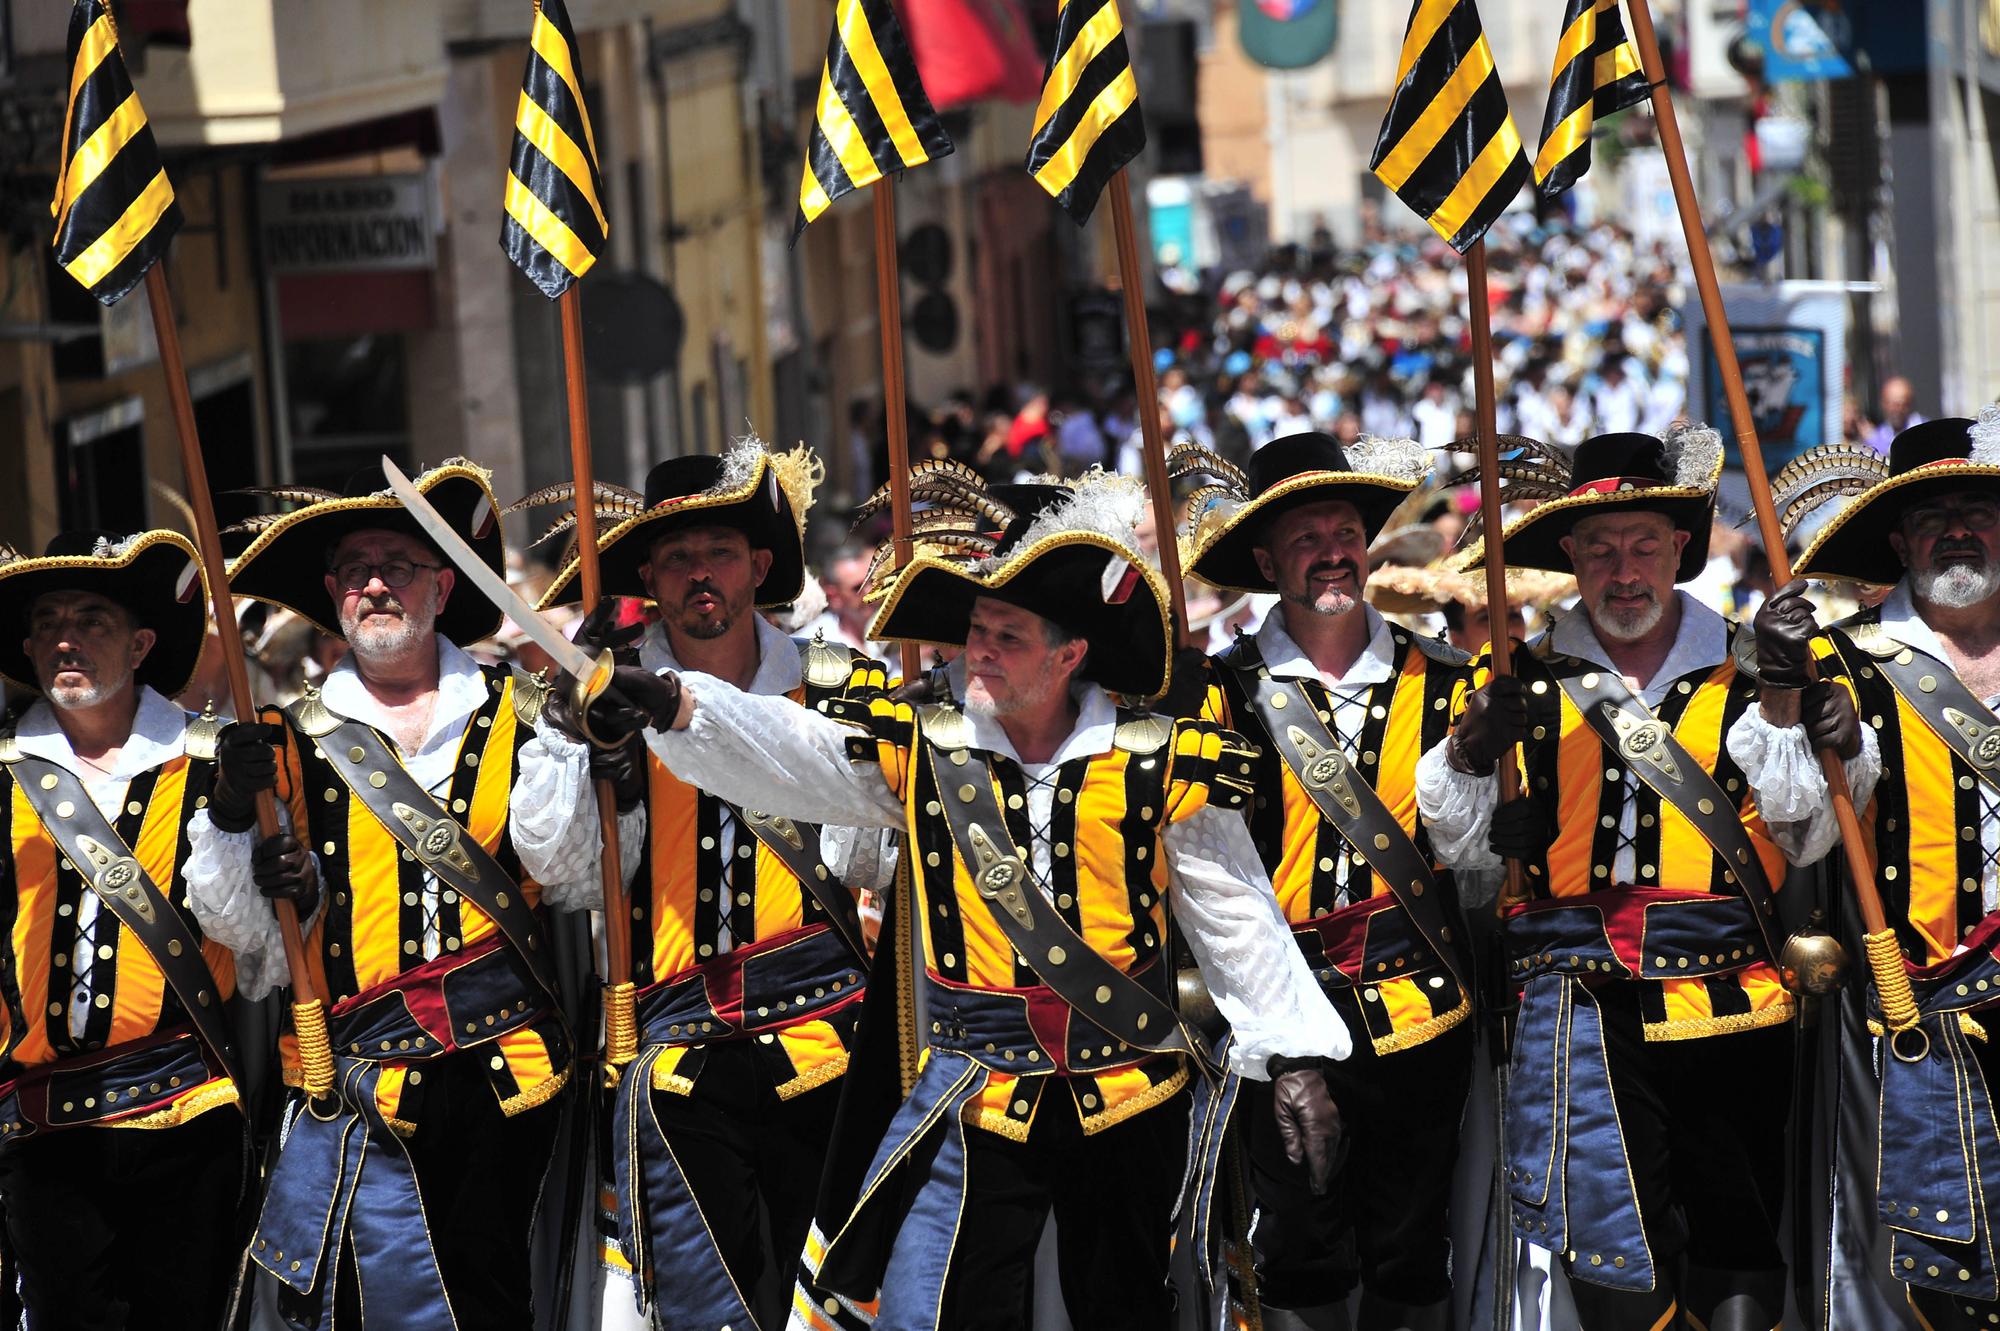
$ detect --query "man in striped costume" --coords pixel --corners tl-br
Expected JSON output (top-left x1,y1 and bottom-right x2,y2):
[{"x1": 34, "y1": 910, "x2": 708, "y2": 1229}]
[
  {"x1": 1183, "y1": 431, "x2": 1472, "y2": 1331},
  {"x1": 185, "y1": 461, "x2": 611, "y2": 1331},
  {"x1": 1422, "y1": 428, "x2": 1827, "y2": 1331},
  {"x1": 0, "y1": 529, "x2": 249, "y2": 1329}
]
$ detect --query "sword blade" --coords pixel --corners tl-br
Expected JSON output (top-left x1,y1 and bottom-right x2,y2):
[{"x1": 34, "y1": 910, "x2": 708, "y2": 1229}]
[{"x1": 379, "y1": 457, "x2": 606, "y2": 689}]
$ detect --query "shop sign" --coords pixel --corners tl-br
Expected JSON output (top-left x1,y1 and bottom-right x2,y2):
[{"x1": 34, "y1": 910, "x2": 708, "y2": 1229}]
[{"x1": 260, "y1": 173, "x2": 437, "y2": 274}]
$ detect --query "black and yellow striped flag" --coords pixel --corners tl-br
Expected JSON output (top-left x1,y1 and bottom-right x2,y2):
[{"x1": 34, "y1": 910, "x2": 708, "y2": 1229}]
[
  {"x1": 1534, "y1": 0, "x2": 1649, "y2": 197},
  {"x1": 50, "y1": 0, "x2": 182, "y2": 307},
  {"x1": 1026, "y1": 0, "x2": 1145, "y2": 226},
  {"x1": 502, "y1": 0, "x2": 608, "y2": 300},
  {"x1": 795, "y1": 0, "x2": 953, "y2": 239},
  {"x1": 1369, "y1": 0, "x2": 1530, "y2": 254}
]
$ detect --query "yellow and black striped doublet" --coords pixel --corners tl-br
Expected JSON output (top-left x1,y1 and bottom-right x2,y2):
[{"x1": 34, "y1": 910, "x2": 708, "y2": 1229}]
[
  {"x1": 1503, "y1": 640, "x2": 1793, "y2": 1039},
  {"x1": 503, "y1": 0, "x2": 608, "y2": 299},
  {"x1": 1370, "y1": 0, "x2": 1530, "y2": 253},
  {"x1": 795, "y1": 0, "x2": 953, "y2": 236},
  {"x1": 1027, "y1": 0, "x2": 1145, "y2": 226},
  {"x1": 0, "y1": 749, "x2": 236, "y2": 1122},
  {"x1": 1534, "y1": 0, "x2": 1648, "y2": 197},
  {"x1": 835, "y1": 697, "x2": 1253, "y2": 1135},
  {"x1": 276, "y1": 666, "x2": 568, "y2": 1120},
  {"x1": 50, "y1": 0, "x2": 182, "y2": 306}
]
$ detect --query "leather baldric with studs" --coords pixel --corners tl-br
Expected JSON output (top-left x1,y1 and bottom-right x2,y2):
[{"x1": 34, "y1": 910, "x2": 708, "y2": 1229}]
[
  {"x1": 283, "y1": 698, "x2": 559, "y2": 1002},
  {"x1": 0, "y1": 745, "x2": 241, "y2": 1088},
  {"x1": 1852, "y1": 629, "x2": 2000, "y2": 797},
  {"x1": 923, "y1": 731, "x2": 1195, "y2": 1060},
  {"x1": 1553, "y1": 666, "x2": 1784, "y2": 964},
  {"x1": 729, "y1": 805, "x2": 869, "y2": 962},
  {"x1": 1222, "y1": 641, "x2": 1469, "y2": 992}
]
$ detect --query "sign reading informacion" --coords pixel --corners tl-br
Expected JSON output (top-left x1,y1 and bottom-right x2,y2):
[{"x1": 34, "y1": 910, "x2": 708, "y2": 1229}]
[{"x1": 259, "y1": 173, "x2": 437, "y2": 274}]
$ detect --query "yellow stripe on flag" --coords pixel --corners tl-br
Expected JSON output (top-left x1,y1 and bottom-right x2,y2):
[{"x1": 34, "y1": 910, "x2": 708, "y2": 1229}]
[
  {"x1": 1596, "y1": 44, "x2": 1642, "y2": 85},
  {"x1": 529, "y1": 12, "x2": 601, "y2": 169},
  {"x1": 838, "y1": 2, "x2": 928, "y2": 168},
  {"x1": 514, "y1": 93, "x2": 609, "y2": 236},
  {"x1": 1395, "y1": 0, "x2": 1460, "y2": 85},
  {"x1": 1548, "y1": 8, "x2": 1593, "y2": 82},
  {"x1": 54, "y1": 91, "x2": 148, "y2": 239},
  {"x1": 1428, "y1": 115, "x2": 1521, "y2": 241},
  {"x1": 1534, "y1": 102, "x2": 1593, "y2": 182},
  {"x1": 798, "y1": 165, "x2": 832, "y2": 224},
  {"x1": 1375, "y1": 36, "x2": 1496, "y2": 192},
  {"x1": 50, "y1": 13, "x2": 119, "y2": 220},
  {"x1": 60, "y1": 168, "x2": 172, "y2": 289},
  {"x1": 815, "y1": 62, "x2": 882, "y2": 191},
  {"x1": 1031, "y1": 64, "x2": 1137, "y2": 197},
  {"x1": 504, "y1": 172, "x2": 596, "y2": 279},
  {"x1": 1031, "y1": 0, "x2": 1124, "y2": 135}
]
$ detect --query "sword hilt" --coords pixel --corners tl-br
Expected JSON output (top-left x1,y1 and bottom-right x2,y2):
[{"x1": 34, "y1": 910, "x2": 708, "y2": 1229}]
[{"x1": 567, "y1": 648, "x2": 625, "y2": 750}]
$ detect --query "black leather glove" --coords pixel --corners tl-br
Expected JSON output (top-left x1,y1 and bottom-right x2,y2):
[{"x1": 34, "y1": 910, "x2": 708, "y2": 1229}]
[
  {"x1": 546, "y1": 666, "x2": 684, "y2": 745},
  {"x1": 1268, "y1": 1055, "x2": 1344, "y2": 1195},
  {"x1": 1752, "y1": 579, "x2": 1818, "y2": 690},
  {"x1": 889, "y1": 662, "x2": 953, "y2": 707},
  {"x1": 211, "y1": 721, "x2": 282, "y2": 834},
  {"x1": 1802, "y1": 679, "x2": 1862, "y2": 762},
  {"x1": 1449, "y1": 676, "x2": 1530, "y2": 776},
  {"x1": 252, "y1": 833, "x2": 318, "y2": 921},
  {"x1": 591, "y1": 734, "x2": 648, "y2": 812},
  {"x1": 574, "y1": 598, "x2": 645, "y2": 665},
  {"x1": 1489, "y1": 796, "x2": 1549, "y2": 862}
]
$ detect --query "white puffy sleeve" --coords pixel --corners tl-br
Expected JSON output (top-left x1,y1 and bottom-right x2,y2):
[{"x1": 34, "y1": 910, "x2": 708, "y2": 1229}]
[
  {"x1": 1415, "y1": 737, "x2": 1503, "y2": 871},
  {"x1": 509, "y1": 721, "x2": 604, "y2": 909},
  {"x1": 1724, "y1": 707, "x2": 1881, "y2": 866},
  {"x1": 1166, "y1": 804, "x2": 1352, "y2": 1078},
  {"x1": 822, "y1": 826, "x2": 900, "y2": 895},
  {"x1": 644, "y1": 673, "x2": 903, "y2": 830},
  {"x1": 183, "y1": 811, "x2": 295, "y2": 1002}
]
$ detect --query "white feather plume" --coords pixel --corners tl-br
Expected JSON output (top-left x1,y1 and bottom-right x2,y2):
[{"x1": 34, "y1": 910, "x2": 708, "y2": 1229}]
[
  {"x1": 1971, "y1": 404, "x2": 2000, "y2": 466},
  {"x1": 983, "y1": 469, "x2": 1147, "y2": 571},
  {"x1": 1662, "y1": 421, "x2": 1724, "y2": 490},
  {"x1": 710, "y1": 432, "x2": 770, "y2": 496},
  {"x1": 1345, "y1": 434, "x2": 1430, "y2": 484}
]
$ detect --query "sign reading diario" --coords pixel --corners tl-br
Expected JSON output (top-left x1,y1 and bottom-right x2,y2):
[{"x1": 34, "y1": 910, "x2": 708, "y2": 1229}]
[{"x1": 259, "y1": 173, "x2": 438, "y2": 274}]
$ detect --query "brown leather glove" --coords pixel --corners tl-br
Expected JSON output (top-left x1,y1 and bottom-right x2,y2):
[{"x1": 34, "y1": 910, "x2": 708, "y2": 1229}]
[
  {"x1": 252, "y1": 832, "x2": 319, "y2": 921},
  {"x1": 1802, "y1": 679, "x2": 1862, "y2": 761},
  {"x1": 211, "y1": 721, "x2": 283, "y2": 834},
  {"x1": 1448, "y1": 676, "x2": 1531, "y2": 776},
  {"x1": 1753, "y1": 579, "x2": 1818, "y2": 690},
  {"x1": 1267, "y1": 1055, "x2": 1344, "y2": 1195},
  {"x1": 592, "y1": 733, "x2": 649, "y2": 812}
]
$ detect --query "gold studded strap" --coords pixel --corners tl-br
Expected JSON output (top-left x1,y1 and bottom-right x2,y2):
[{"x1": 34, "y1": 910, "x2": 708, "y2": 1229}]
[
  {"x1": 288, "y1": 706, "x2": 559, "y2": 1002},
  {"x1": 1233, "y1": 658, "x2": 1471, "y2": 995},
  {"x1": 1869, "y1": 639, "x2": 2000, "y2": 797},
  {"x1": 729, "y1": 805, "x2": 870, "y2": 962},
  {"x1": 1553, "y1": 670, "x2": 1784, "y2": 966},
  {"x1": 924, "y1": 739, "x2": 1197, "y2": 1062},
  {"x1": 0, "y1": 752, "x2": 241, "y2": 1088}
]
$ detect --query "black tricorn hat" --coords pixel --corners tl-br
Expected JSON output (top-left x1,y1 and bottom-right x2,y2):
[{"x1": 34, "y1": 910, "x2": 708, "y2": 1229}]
[
  {"x1": 1487, "y1": 428, "x2": 1724, "y2": 582},
  {"x1": 1183, "y1": 432, "x2": 1431, "y2": 594},
  {"x1": 868, "y1": 475, "x2": 1172, "y2": 698},
  {"x1": 540, "y1": 441, "x2": 818, "y2": 611},
  {"x1": 226, "y1": 460, "x2": 505, "y2": 647},
  {"x1": 0, "y1": 530, "x2": 208, "y2": 698},
  {"x1": 1795, "y1": 416, "x2": 2000, "y2": 585}
]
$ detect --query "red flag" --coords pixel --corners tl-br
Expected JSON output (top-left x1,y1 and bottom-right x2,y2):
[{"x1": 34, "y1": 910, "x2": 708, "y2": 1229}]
[{"x1": 901, "y1": 0, "x2": 1042, "y2": 110}]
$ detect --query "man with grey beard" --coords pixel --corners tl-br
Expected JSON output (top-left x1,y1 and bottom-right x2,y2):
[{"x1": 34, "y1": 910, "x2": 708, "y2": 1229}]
[
  {"x1": 182, "y1": 461, "x2": 610, "y2": 1331},
  {"x1": 1419, "y1": 428, "x2": 1815, "y2": 1331},
  {"x1": 1727, "y1": 414, "x2": 2000, "y2": 1331}
]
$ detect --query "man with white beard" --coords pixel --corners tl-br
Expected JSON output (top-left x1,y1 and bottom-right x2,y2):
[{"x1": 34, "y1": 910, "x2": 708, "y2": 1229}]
[
  {"x1": 183, "y1": 461, "x2": 607, "y2": 1331},
  {"x1": 1419, "y1": 428, "x2": 1819, "y2": 1331},
  {"x1": 1727, "y1": 414, "x2": 2000, "y2": 1331}
]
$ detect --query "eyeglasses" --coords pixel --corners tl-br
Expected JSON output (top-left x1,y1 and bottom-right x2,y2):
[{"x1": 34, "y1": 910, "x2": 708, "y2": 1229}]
[
  {"x1": 1903, "y1": 501, "x2": 2000, "y2": 539},
  {"x1": 331, "y1": 560, "x2": 442, "y2": 590}
]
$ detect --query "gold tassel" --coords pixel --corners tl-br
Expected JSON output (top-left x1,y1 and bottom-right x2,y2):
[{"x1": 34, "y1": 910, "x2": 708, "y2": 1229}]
[
  {"x1": 294, "y1": 998, "x2": 335, "y2": 1099},
  {"x1": 603, "y1": 980, "x2": 639, "y2": 1087},
  {"x1": 1864, "y1": 928, "x2": 1922, "y2": 1032}
]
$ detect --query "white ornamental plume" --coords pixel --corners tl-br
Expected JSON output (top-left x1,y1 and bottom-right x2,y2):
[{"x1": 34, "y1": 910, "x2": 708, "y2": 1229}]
[
  {"x1": 707, "y1": 429, "x2": 824, "y2": 533},
  {"x1": 1344, "y1": 434, "x2": 1431, "y2": 485},
  {"x1": 1662, "y1": 420, "x2": 1724, "y2": 490},
  {"x1": 988, "y1": 468, "x2": 1149, "y2": 569},
  {"x1": 1970, "y1": 403, "x2": 2000, "y2": 466}
]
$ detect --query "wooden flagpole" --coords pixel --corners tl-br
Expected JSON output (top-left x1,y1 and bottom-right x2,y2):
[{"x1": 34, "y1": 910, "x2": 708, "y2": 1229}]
[
  {"x1": 1465, "y1": 240, "x2": 1526, "y2": 905},
  {"x1": 1623, "y1": 0, "x2": 1918, "y2": 1045},
  {"x1": 872, "y1": 179, "x2": 923, "y2": 686},
  {"x1": 143, "y1": 266, "x2": 334, "y2": 1097},
  {"x1": 1108, "y1": 168, "x2": 1190, "y2": 638},
  {"x1": 556, "y1": 286, "x2": 638, "y2": 1074}
]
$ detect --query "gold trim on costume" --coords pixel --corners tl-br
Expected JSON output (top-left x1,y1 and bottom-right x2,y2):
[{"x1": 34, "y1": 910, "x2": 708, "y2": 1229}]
[{"x1": 1640, "y1": 999, "x2": 1796, "y2": 1043}]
